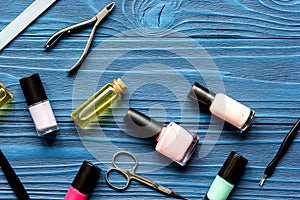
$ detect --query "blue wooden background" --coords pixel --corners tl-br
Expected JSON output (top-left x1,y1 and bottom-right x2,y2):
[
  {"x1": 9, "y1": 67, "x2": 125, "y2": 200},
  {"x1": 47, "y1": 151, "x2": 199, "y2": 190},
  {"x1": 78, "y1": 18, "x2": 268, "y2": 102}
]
[{"x1": 0, "y1": 0, "x2": 299, "y2": 199}]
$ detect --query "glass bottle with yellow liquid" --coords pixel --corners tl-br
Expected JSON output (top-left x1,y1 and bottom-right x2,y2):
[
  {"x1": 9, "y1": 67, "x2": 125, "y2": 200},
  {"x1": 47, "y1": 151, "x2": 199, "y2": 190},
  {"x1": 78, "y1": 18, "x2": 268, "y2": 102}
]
[
  {"x1": 0, "y1": 83, "x2": 13, "y2": 108},
  {"x1": 71, "y1": 78, "x2": 126, "y2": 128}
]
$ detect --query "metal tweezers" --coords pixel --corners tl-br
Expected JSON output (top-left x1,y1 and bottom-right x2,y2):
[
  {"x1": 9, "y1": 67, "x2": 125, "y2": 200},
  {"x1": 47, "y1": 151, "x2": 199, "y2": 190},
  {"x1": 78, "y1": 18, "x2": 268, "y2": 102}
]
[{"x1": 44, "y1": 2, "x2": 115, "y2": 74}]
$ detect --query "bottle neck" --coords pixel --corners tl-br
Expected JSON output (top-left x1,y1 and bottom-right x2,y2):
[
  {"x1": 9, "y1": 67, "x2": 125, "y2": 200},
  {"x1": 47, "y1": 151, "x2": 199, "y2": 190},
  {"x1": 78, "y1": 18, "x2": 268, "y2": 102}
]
[{"x1": 112, "y1": 78, "x2": 127, "y2": 94}]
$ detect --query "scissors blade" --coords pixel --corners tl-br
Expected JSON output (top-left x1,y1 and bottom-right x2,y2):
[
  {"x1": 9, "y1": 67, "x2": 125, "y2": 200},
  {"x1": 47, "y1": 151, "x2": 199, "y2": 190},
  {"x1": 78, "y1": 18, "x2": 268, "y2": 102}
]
[
  {"x1": 170, "y1": 191, "x2": 187, "y2": 200},
  {"x1": 95, "y1": 2, "x2": 115, "y2": 25},
  {"x1": 132, "y1": 173, "x2": 186, "y2": 199},
  {"x1": 156, "y1": 185, "x2": 186, "y2": 199}
]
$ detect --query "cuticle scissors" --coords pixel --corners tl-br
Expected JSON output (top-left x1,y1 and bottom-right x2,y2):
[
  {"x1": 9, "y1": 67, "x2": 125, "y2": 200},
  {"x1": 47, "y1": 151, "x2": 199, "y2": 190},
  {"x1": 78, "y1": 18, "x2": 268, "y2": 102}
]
[
  {"x1": 44, "y1": 2, "x2": 115, "y2": 74},
  {"x1": 105, "y1": 151, "x2": 187, "y2": 199}
]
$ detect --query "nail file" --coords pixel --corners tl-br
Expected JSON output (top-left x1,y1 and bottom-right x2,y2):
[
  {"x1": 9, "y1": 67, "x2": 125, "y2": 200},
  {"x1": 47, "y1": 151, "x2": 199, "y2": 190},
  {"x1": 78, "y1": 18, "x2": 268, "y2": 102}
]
[{"x1": 0, "y1": 0, "x2": 57, "y2": 51}]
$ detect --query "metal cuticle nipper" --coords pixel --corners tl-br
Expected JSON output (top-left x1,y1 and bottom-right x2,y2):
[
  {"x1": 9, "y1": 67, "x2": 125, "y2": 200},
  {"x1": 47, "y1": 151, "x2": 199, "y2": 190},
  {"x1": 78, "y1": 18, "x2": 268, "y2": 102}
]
[{"x1": 44, "y1": 2, "x2": 115, "y2": 74}]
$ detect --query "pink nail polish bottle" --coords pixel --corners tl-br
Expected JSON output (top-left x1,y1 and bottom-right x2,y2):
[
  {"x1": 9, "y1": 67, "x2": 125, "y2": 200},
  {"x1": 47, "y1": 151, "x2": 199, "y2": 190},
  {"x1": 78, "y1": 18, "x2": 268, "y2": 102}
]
[
  {"x1": 64, "y1": 161, "x2": 101, "y2": 200},
  {"x1": 19, "y1": 73, "x2": 59, "y2": 136},
  {"x1": 189, "y1": 82, "x2": 255, "y2": 132},
  {"x1": 124, "y1": 108, "x2": 199, "y2": 166}
]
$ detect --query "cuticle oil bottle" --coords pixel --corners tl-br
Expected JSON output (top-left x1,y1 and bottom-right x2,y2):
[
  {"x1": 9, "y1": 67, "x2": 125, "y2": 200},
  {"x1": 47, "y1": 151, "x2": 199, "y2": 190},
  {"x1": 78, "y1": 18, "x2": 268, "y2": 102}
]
[
  {"x1": 71, "y1": 78, "x2": 126, "y2": 128},
  {"x1": 0, "y1": 83, "x2": 13, "y2": 108}
]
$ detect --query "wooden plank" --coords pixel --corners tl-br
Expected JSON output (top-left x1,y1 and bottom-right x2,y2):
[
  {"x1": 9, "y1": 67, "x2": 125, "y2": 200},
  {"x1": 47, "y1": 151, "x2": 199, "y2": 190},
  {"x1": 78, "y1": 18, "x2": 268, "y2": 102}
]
[{"x1": 0, "y1": 0, "x2": 299, "y2": 40}]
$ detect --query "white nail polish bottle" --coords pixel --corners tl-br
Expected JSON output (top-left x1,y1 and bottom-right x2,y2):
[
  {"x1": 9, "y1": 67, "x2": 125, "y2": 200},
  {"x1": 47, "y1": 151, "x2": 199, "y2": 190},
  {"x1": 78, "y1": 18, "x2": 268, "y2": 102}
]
[
  {"x1": 189, "y1": 82, "x2": 255, "y2": 132},
  {"x1": 20, "y1": 73, "x2": 59, "y2": 136}
]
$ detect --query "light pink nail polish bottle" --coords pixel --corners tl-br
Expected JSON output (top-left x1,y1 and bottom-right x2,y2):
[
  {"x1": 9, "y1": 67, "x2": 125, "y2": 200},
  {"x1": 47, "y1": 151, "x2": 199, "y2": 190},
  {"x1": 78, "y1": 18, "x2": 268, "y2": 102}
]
[
  {"x1": 124, "y1": 108, "x2": 199, "y2": 166},
  {"x1": 19, "y1": 73, "x2": 59, "y2": 136},
  {"x1": 189, "y1": 82, "x2": 255, "y2": 132}
]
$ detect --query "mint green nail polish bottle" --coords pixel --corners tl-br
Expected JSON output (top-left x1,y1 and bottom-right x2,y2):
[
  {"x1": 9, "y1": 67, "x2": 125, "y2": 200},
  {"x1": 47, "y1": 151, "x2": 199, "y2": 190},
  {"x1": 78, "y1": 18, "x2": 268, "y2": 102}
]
[{"x1": 203, "y1": 151, "x2": 248, "y2": 200}]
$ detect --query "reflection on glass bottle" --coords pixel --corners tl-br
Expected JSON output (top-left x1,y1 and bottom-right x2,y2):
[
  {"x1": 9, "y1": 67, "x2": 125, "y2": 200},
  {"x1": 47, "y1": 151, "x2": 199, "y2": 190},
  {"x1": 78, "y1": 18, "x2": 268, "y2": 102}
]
[
  {"x1": 71, "y1": 78, "x2": 126, "y2": 128},
  {"x1": 0, "y1": 83, "x2": 13, "y2": 108}
]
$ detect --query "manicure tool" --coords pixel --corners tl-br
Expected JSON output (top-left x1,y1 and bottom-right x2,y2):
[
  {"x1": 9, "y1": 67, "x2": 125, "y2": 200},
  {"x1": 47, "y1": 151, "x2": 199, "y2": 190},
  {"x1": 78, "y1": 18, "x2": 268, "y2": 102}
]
[
  {"x1": 0, "y1": 150, "x2": 30, "y2": 200},
  {"x1": 259, "y1": 118, "x2": 300, "y2": 186},
  {"x1": 105, "y1": 151, "x2": 186, "y2": 199},
  {"x1": 0, "y1": 0, "x2": 57, "y2": 51},
  {"x1": 44, "y1": 2, "x2": 115, "y2": 74}
]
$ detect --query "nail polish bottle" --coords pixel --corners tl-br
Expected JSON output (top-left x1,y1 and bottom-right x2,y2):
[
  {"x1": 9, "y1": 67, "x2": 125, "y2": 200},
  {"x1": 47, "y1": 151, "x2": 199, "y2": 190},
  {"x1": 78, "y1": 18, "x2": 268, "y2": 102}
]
[
  {"x1": 189, "y1": 82, "x2": 255, "y2": 132},
  {"x1": 71, "y1": 78, "x2": 126, "y2": 128},
  {"x1": 19, "y1": 73, "x2": 59, "y2": 136},
  {"x1": 203, "y1": 151, "x2": 248, "y2": 200},
  {"x1": 124, "y1": 108, "x2": 199, "y2": 166},
  {"x1": 65, "y1": 161, "x2": 101, "y2": 200},
  {"x1": 0, "y1": 83, "x2": 13, "y2": 108}
]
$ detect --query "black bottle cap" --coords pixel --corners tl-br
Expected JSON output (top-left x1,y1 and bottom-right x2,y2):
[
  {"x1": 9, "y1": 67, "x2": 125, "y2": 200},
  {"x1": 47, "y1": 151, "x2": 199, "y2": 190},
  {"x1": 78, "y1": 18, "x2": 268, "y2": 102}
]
[
  {"x1": 71, "y1": 161, "x2": 101, "y2": 195},
  {"x1": 218, "y1": 151, "x2": 248, "y2": 185},
  {"x1": 188, "y1": 82, "x2": 215, "y2": 106},
  {"x1": 19, "y1": 73, "x2": 48, "y2": 106},
  {"x1": 124, "y1": 108, "x2": 163, "y2": 142}
]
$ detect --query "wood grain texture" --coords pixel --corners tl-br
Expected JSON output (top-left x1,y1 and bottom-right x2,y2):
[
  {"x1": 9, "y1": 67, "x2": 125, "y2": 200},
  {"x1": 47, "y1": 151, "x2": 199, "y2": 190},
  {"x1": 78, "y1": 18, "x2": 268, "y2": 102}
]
[{"x1": 0, "y1": 0, "x2": 299, "y2": 199}]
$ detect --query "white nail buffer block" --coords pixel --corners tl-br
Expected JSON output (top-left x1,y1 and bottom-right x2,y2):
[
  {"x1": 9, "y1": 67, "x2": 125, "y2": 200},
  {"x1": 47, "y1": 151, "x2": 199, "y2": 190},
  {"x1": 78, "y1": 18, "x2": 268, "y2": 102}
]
[{"x1": 0, "y1": 0, "x2": 57, "y2": 51}]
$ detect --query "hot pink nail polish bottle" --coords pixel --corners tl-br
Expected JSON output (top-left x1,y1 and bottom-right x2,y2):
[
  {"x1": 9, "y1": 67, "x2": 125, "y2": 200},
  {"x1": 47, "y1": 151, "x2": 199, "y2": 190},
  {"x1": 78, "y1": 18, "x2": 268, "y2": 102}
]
[
  {"x1": 64, "y1": 161, "x2": 100, "y2": 200},
  {"x1": 189, "y1": 82, "x2": 255, "y2": 132},
  {"x1": 124, "y1": 108, "x2": 199, "y2": 166}
]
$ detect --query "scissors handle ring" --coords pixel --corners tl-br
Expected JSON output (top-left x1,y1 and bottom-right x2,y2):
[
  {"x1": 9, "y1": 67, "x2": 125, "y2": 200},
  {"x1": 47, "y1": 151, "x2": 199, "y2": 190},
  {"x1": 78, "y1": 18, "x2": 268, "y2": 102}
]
[
  {"x1": 112, "y1": 151, "x2": 138, "y2": 172},
  {"x1": 105, "y1": 168, "x2": 131, "y2": 190}
]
